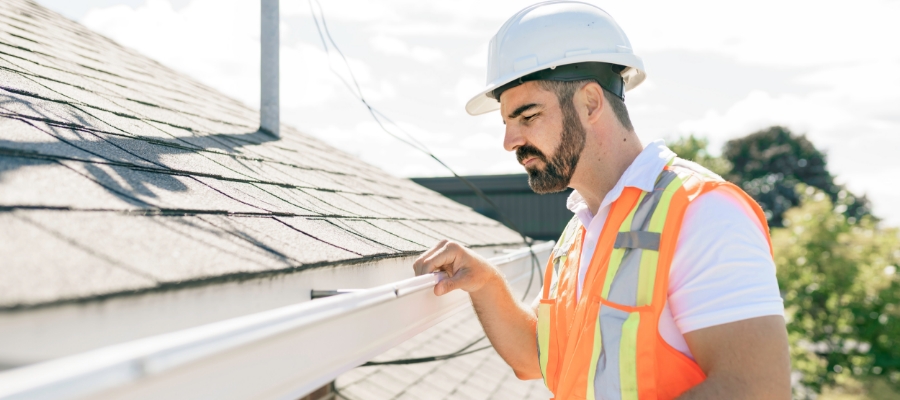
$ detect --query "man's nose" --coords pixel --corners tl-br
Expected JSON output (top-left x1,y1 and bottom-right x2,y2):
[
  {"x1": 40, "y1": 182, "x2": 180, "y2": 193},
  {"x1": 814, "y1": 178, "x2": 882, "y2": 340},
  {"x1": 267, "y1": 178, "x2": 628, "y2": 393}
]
[{"x1": 504, "y1": 125, "x2": 525, "y2": 152}]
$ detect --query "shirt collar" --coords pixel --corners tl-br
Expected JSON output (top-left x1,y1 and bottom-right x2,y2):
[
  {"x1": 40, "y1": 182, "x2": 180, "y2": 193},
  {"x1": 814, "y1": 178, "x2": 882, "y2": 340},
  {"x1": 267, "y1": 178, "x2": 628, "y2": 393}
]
[{"x1": 566, "y1": 139, "x2": 676, "y2": 221}]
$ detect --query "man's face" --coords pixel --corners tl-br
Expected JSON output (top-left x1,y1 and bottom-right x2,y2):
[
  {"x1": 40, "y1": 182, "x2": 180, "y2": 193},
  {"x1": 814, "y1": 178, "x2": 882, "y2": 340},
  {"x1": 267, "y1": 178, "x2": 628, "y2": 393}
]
[{"x1": 500, "y1": 81, "x2": 586, "y2": 194}]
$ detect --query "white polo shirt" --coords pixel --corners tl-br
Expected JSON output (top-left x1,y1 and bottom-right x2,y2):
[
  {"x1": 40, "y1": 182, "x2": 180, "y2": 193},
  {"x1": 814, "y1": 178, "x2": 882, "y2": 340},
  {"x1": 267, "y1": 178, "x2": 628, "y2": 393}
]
[{"x1": 566, "y1": 140, "x2": 784, "y2": 358}]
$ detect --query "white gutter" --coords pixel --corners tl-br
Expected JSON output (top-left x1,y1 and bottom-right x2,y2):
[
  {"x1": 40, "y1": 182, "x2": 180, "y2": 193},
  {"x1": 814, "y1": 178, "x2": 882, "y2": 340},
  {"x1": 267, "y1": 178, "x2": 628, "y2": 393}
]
[
  {"x1": 260, "y1": 0, "x2": 279, "y2": 137},
  {"x1": 0, "y1": 242, "x2": 553, "y2": 400}
]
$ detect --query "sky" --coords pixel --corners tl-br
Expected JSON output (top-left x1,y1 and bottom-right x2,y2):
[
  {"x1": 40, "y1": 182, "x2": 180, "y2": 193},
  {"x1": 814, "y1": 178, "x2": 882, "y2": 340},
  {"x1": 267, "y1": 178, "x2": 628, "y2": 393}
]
[{"x1": 36, "y1": 0, "x2": 900, "y2": 225}]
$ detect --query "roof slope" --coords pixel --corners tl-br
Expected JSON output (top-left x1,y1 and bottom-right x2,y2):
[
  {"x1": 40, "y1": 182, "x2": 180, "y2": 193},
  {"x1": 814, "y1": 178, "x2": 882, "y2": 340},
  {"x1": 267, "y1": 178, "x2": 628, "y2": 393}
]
[{"x1": 0, "y1": 0, "x2": 521, "y2": 310}]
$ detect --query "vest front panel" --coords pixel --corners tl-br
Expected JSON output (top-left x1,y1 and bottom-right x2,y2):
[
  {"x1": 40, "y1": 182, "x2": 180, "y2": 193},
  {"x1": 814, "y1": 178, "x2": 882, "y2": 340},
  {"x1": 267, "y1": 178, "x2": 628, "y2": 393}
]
[{"x1": 536, "y1": 160, "x2": 770, "y2": 399}]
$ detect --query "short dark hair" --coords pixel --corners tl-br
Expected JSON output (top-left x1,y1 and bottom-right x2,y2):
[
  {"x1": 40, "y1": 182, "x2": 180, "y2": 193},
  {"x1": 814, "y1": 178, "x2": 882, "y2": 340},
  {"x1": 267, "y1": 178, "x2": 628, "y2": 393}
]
[{"x1": 536, "y1": 79, "x2": 634, "y2": 132}]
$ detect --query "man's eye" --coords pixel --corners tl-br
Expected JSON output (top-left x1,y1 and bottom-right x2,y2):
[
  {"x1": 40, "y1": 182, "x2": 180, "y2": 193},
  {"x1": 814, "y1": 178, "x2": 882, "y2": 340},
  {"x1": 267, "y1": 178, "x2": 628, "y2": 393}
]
[{"x1": 523, "y1": 114, "x2": 538, "y2": 121}]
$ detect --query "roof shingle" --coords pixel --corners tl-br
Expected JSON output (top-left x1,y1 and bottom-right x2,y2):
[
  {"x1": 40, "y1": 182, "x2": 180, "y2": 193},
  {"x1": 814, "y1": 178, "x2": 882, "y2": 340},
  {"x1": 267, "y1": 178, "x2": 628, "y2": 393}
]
[{"x1": 0, "y1": 0, "x2": 522, "y2": 309}]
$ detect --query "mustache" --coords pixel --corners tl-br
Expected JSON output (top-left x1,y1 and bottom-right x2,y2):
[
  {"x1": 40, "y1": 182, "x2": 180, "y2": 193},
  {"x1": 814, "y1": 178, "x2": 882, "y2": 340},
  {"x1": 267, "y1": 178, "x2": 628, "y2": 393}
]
[{"x1": 516, "y1": 144, "x2": 547, "y2": 165}]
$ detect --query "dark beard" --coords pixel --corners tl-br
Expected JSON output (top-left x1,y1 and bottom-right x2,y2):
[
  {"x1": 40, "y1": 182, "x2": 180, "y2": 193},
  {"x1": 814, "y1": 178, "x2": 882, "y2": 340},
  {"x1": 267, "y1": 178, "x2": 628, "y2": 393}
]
[{"x1": 516, "y1": 101, "x2": 586, "y2": 194}]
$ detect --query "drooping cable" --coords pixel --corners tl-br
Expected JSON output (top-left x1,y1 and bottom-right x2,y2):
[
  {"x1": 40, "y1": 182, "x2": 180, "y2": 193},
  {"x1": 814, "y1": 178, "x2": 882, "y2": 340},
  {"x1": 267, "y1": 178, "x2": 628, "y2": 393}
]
[
  {"x1": 362, "y1": 336, "x2": 492, "y2": 366},
  {"x1": 306, "y1": 0, "x2": 545, "y2": 366}
]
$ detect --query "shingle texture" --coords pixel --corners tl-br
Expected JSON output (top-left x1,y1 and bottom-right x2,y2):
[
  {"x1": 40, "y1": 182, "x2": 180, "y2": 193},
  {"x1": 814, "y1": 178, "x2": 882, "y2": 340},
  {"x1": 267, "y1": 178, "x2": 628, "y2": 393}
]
[
  {"x1": 0, "y1": 0, "x2": 522, "y2": 309},
  {"x1": 336, "y1": 306, "x2": 553, "y2": 400}
]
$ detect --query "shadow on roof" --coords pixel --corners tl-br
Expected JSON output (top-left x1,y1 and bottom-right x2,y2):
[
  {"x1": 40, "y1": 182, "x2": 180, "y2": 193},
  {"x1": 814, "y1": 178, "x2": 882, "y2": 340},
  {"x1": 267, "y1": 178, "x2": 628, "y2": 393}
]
[{"x1": 0, "y1": 91, "x2": 277, "y2": 207}]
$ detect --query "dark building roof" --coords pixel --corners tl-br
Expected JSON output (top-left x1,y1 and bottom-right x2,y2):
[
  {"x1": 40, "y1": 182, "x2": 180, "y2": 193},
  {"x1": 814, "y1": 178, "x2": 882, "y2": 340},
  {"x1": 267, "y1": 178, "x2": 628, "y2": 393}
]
[
  {"x1": 412, "y1": 174, "x2": 573, "y2": 241},
  {"x1": 0, "y1": 0, "x2": 522, "y2": 310}
]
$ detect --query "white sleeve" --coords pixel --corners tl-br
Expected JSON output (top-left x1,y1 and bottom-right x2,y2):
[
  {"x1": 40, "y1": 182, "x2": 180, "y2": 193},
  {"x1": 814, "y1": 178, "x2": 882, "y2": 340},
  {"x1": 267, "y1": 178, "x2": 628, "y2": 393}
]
[{"x1": 667, "y1": 187, "x2": 785, "y2": 334}]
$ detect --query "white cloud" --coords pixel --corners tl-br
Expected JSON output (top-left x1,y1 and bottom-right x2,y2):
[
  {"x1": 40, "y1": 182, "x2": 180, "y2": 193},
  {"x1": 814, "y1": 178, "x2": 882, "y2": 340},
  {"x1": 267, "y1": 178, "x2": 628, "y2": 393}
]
[
  {"x1": 463, "y1": 43, "x2": 488, "y2": 69},
  {"x1": 369, "y1": 35, "x2": 405, "y2": 54},
  {"x1": 677, "y1": 90, "x2": 846, "y2": 146},
  {"x1": 603, "y1": 0, "x2": 900, "y2": 68},
  {"x1": 282, "y1": 0, "x2": 398, "y2": 22},
  {"x1": 676, "y1": 59, "x2": 900, "y2": 224},
  {"x1": 69, "y1": 0, "x2": 900, "y2": 224},
  {"x1": 454, "y1": 75, "x2": 483, "y2": 107},
  {"x1": 369, "y1": 35, "x2": 444, "y2": 64},
  {"x1": 460, "y1": 132, "x2": 502, "y2": 151},
  {"x1": 81, "y1": 0, "x2": 379, "y2": 110},
  {"x1": 677, "y1": 58, "x2": 900, "y2": 149},
  {"x1": 371, "y1": 21, "x2": 488, "y2": 38},
  {"x1": 83, "y1": 0, "x2": 258, "y2": 104},
  {"x1": 279, "y1": 43, "x2": 339, "y2": 107}
]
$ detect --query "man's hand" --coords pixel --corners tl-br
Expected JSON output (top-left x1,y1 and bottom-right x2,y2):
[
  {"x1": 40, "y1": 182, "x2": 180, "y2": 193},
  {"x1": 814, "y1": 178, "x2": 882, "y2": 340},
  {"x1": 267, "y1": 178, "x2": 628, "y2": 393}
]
[
  {"x1": 412, "y1": 240, "x2": 542, "y2": 379},
  {"x1": 413, "y1": 240, "x2": 502, "y2": 296}
]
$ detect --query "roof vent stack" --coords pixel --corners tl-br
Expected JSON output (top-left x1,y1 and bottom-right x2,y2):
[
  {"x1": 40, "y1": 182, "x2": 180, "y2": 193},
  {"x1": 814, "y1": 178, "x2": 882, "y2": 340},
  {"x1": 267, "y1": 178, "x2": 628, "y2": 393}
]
[{"x1": 260, "y1": 0, "x2": 280, "y2": 137}]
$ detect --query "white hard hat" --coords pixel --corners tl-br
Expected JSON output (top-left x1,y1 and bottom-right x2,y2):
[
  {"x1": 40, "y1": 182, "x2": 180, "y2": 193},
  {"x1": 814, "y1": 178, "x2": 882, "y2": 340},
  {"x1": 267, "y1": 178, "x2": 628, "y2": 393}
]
[{"x1": 465, "y1": 1, "x2": 646, "y2": 116}]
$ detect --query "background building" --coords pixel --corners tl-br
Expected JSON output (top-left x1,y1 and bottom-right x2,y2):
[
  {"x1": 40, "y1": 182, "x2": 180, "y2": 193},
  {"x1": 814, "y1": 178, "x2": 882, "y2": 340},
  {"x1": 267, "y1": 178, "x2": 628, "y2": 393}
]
[{"x1": 412, "y1": 174, "x2": 573, "y2": 241}]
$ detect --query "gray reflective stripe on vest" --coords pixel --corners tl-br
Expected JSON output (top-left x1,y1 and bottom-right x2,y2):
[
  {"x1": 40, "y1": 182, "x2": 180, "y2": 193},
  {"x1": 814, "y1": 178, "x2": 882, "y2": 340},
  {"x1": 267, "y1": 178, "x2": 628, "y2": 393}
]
[
  {"x1": 591, "y1": 168, "x2": 682, "y2": 400},
  {"x1": 606, "y1": 247, "x2": 641, "y2": 307},
  {"x1": 593, "y1": 306, "x2": 631, "y2": 399},
  {"x1": 605, "y1": 169, "x2": 678, "y2": 307},
  {"x1": 613, "y1": 231, "x2": 660, "y2": 251},
  {"x1": 630, "y1": 169, "x2": 677, "y2": 231}
]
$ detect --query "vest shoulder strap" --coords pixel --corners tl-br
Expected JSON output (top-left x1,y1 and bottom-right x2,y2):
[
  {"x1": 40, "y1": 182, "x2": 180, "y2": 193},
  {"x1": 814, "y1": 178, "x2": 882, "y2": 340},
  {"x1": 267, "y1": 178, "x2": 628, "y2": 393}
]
[
  {"x1": 552, "y1": 215, "x2": 582, "y2": 261},
  {"x1": 544, "y1": 215, "x2": 582, "y2": 299},
  {"x1": 652, "y1": 156, "x2": 773, "y2": 306},
  {"x1": 590, "y1": 157, "x2": 753, "y2": 307},
  {"x1": 669, "y1": 157, "x2": 726, "y2": 182}
]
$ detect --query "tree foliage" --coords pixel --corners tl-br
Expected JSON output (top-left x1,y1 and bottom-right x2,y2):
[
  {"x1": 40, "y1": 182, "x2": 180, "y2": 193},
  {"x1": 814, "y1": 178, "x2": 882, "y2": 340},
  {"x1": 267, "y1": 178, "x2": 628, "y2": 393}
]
[
  {"x1": 722, "y1": 126, "x2": 871, "y2": 227},
  {"x1": 669, "y1": 129, "x2": 897, "y2": 398},
  {"x1": 772, "y1": 187, "x2": 900, "y2": 397},
  {"x1": 667, "y1": 135, "x2": 732, "y2": 177}
]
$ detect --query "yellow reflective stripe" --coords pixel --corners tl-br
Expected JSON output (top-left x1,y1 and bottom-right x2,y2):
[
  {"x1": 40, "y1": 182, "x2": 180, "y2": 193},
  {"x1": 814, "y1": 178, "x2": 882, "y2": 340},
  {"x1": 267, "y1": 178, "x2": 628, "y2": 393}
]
[
  {"x1": 556, "y1": 227, "x2": 571, "y2": 251},
  {"x1": 555, "y1": 216, "x2": 580, "y2": 253},
  {"x1": 619, "y1": 312, "x2": 641, "y2": 400},
  {"x1": 600, "y1": 247, "x2": 624, "y2": 299},
  {"x1": 620, "y1": 192, "x2": 645, "y2": 234},
  {"x1": 586, "y1": 311, "x2": 603, "y2": 399},
  {"x1": 537, "y1": 303, "x2": 551, "y2": 387},
  {"x1": 647, "y1": 176, "x2": 682, "y2": 233},
  {"x1": 601, "y1": 192, "x2": 646, "y2": 298},
  {"x1": 636, "y1": 249, "x2": 659, "y2": 307},
  {"x1": 550, "y1": 255, "x2": 565, "y2": 298},
  {"x1": 638, "y1": 177, "x2": 682, "y2": 306},
  {"x1": 549, "y1": 217, "x2": 578, "y2": 300}
]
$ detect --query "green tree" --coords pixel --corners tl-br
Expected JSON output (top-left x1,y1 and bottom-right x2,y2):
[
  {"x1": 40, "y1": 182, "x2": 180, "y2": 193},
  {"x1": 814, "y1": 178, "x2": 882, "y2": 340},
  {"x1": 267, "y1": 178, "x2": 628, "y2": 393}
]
[
  {"x1": 667, "y1": 135, "x2": 732, "y2": 177},
  {"x1": 670, "y1": 132, "x2": 897, "y2": 398},
  {"x1": 722, "y1": 126, "x2": 870, "y2": 227},
  {"x1": 772, "y1": 186, "x2": 900, "y2": 397}
]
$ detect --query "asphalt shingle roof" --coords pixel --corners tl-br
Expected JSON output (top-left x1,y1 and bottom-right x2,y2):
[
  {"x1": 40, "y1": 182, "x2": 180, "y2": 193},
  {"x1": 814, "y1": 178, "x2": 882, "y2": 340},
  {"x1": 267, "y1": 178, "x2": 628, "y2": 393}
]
[{"x1": 0, "y1": 0, "x2": 523, "y2": 310}]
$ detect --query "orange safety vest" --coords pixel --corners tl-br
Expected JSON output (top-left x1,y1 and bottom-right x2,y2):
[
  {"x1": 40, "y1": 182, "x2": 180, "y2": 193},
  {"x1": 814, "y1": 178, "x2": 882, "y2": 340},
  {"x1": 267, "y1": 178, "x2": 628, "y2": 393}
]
[{"x1": 537, "y1": 159, "x2": 772, "y2": 400}]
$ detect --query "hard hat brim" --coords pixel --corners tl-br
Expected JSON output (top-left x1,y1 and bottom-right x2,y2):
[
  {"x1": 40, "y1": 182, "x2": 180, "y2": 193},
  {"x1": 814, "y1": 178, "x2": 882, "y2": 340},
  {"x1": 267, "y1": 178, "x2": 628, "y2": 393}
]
[{"x1": 465, "y1": 54, "x2": 646, "y2": 116}]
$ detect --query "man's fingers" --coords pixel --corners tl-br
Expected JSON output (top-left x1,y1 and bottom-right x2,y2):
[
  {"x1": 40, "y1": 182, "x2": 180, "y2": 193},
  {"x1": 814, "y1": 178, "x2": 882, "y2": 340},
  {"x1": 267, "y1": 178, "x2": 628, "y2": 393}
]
[
  {"x1": 434, "y1": 267, "x2": 469, "y2": 296},
  {"x1": 413, "y1": 239, "x2": 449, "y2": 276},
  {"x1": 413, "y1": 240, "x2": 480, "y2": 296},
  {"x1": 422, "y1": 241, "x2": 463, "y2": 277},
  {"x1": 434, "y1": 277, "x2": 454, "y2": 296}
]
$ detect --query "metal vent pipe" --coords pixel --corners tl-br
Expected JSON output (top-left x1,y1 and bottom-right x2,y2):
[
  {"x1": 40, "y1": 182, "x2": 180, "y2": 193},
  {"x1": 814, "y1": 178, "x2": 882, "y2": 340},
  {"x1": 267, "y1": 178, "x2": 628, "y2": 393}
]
[{"x1": 260, "y1": 0, "x2": 280, "y2": 137}]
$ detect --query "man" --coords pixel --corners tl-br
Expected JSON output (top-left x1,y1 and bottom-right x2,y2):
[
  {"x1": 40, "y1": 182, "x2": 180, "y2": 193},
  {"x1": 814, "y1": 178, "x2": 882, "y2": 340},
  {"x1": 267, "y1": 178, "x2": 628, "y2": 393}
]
[{"x1": 413, "y1": 2, "x2": 791, "y2": 399}]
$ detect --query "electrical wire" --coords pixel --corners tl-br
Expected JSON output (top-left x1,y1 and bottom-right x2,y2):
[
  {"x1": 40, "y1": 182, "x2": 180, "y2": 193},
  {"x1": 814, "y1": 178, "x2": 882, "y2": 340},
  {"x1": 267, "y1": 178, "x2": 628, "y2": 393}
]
[
  {"x1": 306, "y1": 0, "x2": 545, "y2": 366},
  {"x1": 305, "y1": 0, "x2": 542, "y2": 286},
  {"x1": 362, "y1": 337, "x2": 491, "y2": 366}
]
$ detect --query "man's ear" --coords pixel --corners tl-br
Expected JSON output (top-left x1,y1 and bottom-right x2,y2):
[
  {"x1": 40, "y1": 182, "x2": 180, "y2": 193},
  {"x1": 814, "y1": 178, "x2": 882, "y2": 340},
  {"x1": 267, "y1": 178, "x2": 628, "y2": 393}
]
[{"x1": 581, "y1": 82, "x2": 605, "y2": 124}]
